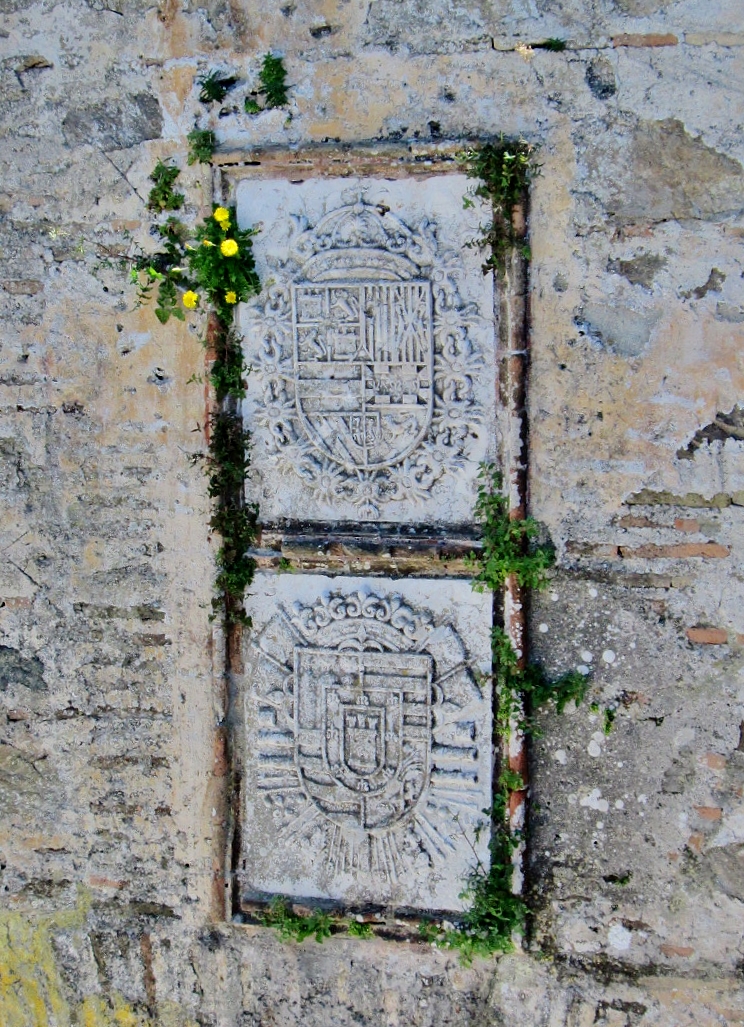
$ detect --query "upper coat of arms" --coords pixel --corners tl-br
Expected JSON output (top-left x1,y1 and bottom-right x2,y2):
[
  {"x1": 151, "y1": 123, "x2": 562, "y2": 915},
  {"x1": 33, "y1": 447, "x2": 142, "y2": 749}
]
[{"x1": 243, "y1": 191, "x2": 487, "y2": 520}]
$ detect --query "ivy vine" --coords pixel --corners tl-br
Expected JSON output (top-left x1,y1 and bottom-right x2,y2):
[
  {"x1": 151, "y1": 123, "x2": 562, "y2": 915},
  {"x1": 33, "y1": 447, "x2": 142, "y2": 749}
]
[{"x1": 460, "y1": 138, "x2": 537, "y2": 274}]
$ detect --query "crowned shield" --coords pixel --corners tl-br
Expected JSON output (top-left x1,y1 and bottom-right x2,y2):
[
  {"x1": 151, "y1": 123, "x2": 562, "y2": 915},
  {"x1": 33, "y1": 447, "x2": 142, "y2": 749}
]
[
  {"x1": 292, "y1": 281, "x2": 434, "y2": 471},
  {"x1": 293, "y1": 648, "x2": 432, "y2": 831}
]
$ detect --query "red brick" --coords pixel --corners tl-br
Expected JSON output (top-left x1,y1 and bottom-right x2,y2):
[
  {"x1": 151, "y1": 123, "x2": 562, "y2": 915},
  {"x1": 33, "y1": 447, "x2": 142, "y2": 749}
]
[
  {"x1": 694, "y1": 805, "x2": 722, "y2": 821},
  {"x1": 660, "y1": 943, "x2": 695, "y2": 957},
  {"x1": 673, "y1": 518, "x2": 700, "y2": 533},
  {"x1": 699, "y1": 752, "x2": 726, "y2": 770},
  {"x1": 619, "y1": 514, "x2": 656, "y2": 528},
  {"x1": 613, "y1": 33, "x2": 678, "y2": 47},
  {"x1": 565, "y1": 542, "x2": 620, "y2": 557},
  {"x1": 686, "y1": 627, "x2": 728, "y2": 644},
  {"x1": 621, "y1": 542, "x2": 730, "y2": 559},
  {"x1": 687, "y1": 832, "x2": 704, "y2": 853}
]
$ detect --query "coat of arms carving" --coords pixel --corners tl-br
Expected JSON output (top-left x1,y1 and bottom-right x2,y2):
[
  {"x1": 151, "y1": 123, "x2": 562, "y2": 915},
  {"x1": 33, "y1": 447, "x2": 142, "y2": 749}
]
[
  {"x1": 242, "y1": 188, "x2": 492, "y2": 521},
  {"x1": 242, "y1": 580, "x2": 492, "y2": 910},
  {"x1": 295, "y1": 648, "x2": 432, "y2": 829}
]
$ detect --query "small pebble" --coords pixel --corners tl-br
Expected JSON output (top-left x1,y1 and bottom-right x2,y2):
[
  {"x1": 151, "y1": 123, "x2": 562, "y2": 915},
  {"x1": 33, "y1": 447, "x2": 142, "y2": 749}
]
[{"x1": 602, "y1": 649, "x2": 616, "y2": 664}]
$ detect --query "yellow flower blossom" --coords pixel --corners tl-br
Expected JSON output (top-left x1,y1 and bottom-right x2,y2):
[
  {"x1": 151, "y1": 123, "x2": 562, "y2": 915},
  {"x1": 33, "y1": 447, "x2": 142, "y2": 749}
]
[
  {"x1": 182, "y1": 290, "x2": 199, "y2": 309},
  {"x1": 213, "y1": 206, "x2": 230, "y2": 224},
  {"x1": 201, "y1": 239, "x2": 215, "y2": 247},
  {"x1": 225, "y1": 291, "x2": 237, "y2": 304},
  {"x1": 220, "y1": 238, "x2": 239, "y2": 257}
]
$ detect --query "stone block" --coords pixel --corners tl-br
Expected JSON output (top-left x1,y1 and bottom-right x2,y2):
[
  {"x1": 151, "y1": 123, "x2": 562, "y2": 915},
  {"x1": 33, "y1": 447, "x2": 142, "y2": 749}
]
[
  {"x1": 612, "y1": 33, "x2": 678, "y2": 47},
  {"x1": 238, "y1": 174, "x2": 498, "y2": 526},
  {"x1": 239, "y1": 572, "x2": 492, "y2": 911}
]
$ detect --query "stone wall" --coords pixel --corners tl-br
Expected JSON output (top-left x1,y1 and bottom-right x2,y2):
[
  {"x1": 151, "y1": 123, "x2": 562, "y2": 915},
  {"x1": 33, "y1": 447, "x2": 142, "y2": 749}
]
[{"x1": 0, "y1": 1, "x2": 742, "y2": 1024}]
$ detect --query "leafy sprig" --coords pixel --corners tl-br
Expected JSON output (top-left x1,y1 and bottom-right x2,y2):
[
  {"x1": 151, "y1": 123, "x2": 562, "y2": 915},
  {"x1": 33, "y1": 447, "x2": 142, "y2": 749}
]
[
  {"x1": 147, "y1": 160, "x2": 184, "y2": 212},
  {"x1": 198, "y1": 70, "x2": 238, "y2": 104},
  {"x1": 469, "y1": 464, "x2": 554, "y2": 592},
  {"x1": 187, "y1": 128, "x2": 216, "y2": 165},
  {"x1": 244, "y1": 52, "x2": 290, "y2": 114},
  {"x1": 459, "y1": 139, "x2": 537, "y2": 274},
  {"x1": 189, "y1": 206, "x2": 260, "y2": 320}
]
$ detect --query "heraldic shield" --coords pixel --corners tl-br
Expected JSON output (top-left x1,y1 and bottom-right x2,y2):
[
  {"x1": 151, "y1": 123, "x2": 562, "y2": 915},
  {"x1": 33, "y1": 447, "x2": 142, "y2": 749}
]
[
  {"x1": 294, "y1": 648, "x2": 432, "y2": 831},
  {"x1": 292, "y1": 281, "x2": 434, "y2": 471}
]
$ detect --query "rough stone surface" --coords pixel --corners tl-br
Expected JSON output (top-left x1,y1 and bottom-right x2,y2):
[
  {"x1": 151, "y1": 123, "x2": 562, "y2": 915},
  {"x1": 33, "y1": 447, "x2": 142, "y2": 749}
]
[{"x1": 0, "y1": 1, "x2": 743, "y2": 1024}]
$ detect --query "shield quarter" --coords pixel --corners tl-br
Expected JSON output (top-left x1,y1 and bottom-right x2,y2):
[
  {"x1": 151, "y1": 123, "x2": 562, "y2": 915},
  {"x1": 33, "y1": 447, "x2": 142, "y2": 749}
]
[{"x1": 292, "y1": 282, "x2": 434, "y2": 471}]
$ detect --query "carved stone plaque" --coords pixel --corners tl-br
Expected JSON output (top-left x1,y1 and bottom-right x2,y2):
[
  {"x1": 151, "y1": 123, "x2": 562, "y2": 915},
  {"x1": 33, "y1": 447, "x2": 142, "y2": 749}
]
[
  {"x1": 237, "y1": 176, "x2": 498, "y2": 523},
  {"x1": 240, "y1": 573, "x2": 492, "y2": 911}
]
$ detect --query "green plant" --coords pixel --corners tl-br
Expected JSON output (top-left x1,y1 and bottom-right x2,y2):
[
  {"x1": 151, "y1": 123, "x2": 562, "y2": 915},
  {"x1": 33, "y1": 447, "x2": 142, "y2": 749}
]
[
  {"x1": 260, "y1": 898, "x2": 333, "y2": 943},
  {"x1": 130, "y1": 203, "x2": 260, "y2": 325},
  {"x1": 244, "y1": 53, "x2": 290, "y2": 114},
  {"x1": 130, "y1": 217, "x2": 190, "y2": 323},
  {"x1": 346, "y1": 919, "x2": 373, "y2": 939},
  {"x1": 127, "y1": 175, "x2": 261, "y2": 627},
  {"x1": 533, "y1": 38, "x2": 566, "y2": 51},
  {"x1": 459, "y1": 139, "x2": 537, "y2": 274},
  {"x1": 147, "y1": 160, "x2": 184, "y2": 212},
  {"x1": 468, "y1": 464, "x2": 555, "y2": 592},
  {"x1": 418, "y1": 774, "x2": 526, "y2": 963},
  {"x1": 204, "y1": 324, "x2": 258, "y2": 626},
  {"x1": 602, "y1": 707, "x2": 616, "y2": 735},
  {"x1": 492, "y1": 628, "x2": 588, "y2": 736},
  {"x1": 259, "y1": 52, "x2": 289, "y2": 108},
  {"x1": 207, "y1": 413, "x2": 258, "y2": 626},
  {"x1": 188, "y1": 205, "x2": 260, "y2": 321},
  {"x1": 277, "y1": 556, "x2": 294, "y2": 573},
  {"x1": 187, "y1": 128, "x2": 216, "y2": 165},
  {"x1": 198, "y1": 70, "x2": 238, "y2": 104}
]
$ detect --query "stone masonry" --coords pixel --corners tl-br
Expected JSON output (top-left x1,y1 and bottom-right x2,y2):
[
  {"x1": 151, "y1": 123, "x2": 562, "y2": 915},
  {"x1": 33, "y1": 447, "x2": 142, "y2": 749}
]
[{"x1": 0, "y1": 1, "x2": 743, "y2": 1025}]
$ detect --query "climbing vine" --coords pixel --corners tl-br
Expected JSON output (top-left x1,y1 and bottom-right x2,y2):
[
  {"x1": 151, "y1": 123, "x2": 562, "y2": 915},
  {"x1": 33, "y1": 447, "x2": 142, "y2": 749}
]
[
  {"x1": 468, "y1": 464, "x2": 554, "y2": 591},
  {"x1": 459, "y1": 138, "x2": 537, "y2": 274}
]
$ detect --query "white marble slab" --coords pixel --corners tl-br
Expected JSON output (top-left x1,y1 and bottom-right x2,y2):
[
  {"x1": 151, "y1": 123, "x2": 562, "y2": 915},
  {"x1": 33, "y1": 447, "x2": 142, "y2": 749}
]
[
  {"x1": 240, "y1": 573, "x2": 493, "y2": 912},
  {"x1": 237, "y1": 175, "x2": 498, "y2": 524}
]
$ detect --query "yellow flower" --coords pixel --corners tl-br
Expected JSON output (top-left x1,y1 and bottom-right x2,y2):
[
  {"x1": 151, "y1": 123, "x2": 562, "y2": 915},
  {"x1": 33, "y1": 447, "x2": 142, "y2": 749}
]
[
  {"x1": 225, "y1": 291, "x2": 237, "y2": 304},
  {"x1": 213, "y1": 206, "x2": 230, "y2": 224},
  {"x1": 182, "y1": 290, "x2": 199, "y2": 309},
  {"x1": 201, "y1": 239, "x2": 215, "y2": 247},
  {"x1": 220, "y1": 238, "x2": 239, "y2": 257}
]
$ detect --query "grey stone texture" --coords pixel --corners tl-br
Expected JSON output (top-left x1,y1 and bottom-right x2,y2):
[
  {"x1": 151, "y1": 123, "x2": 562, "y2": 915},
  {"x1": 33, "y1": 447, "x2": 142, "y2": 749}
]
[{"x1": 0, "y1": 0, "x2": 743, "y2": 1025}]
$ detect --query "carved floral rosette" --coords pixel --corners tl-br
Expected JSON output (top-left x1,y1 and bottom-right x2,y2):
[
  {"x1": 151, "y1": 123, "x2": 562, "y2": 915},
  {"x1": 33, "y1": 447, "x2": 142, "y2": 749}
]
[{"x1": 243, "y1": 193, "x2": 486, "y2": 520}]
